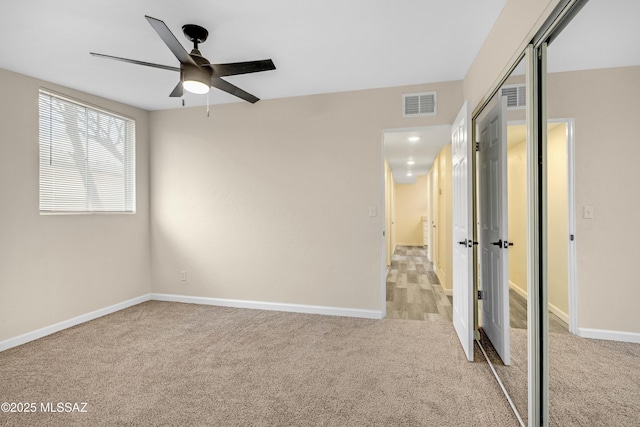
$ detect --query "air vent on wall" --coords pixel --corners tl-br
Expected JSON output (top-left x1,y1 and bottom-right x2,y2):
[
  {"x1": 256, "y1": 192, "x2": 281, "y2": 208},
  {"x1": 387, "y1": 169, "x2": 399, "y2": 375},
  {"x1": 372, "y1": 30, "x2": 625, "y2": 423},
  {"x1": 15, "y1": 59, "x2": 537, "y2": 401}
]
[
  {"x1": 403, "y1": 91, "x2": 436, "y2": 117},
  {"x1": 501, "y1": 84, "x2": 526, "y2": 109}
]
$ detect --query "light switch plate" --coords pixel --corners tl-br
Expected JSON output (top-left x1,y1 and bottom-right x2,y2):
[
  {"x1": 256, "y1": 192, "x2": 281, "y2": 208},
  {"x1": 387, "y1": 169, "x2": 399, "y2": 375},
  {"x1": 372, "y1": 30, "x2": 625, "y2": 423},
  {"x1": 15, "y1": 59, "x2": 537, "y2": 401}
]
[
  {"x1": 368, "y1": 206, "x2": 377, "y2": 217},
  {"x1": 583, "y1": 205, "x2": 594, "y2": 219}
]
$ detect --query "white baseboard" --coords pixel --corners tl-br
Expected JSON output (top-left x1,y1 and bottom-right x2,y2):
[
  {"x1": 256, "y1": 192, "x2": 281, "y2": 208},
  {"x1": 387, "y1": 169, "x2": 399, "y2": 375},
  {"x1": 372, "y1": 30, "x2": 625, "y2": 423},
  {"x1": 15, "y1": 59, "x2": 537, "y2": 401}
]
[
  {"x1": 0, "y1": 294, "x2": 151, "y2": 352},
  {"x1": 1, "y1": 293, "x2": 384, "y2": 353},
  {"x1": 443, "y1": 289, "x2": 453, "y2": 297},
  {"x1": 396, "y1": 242, "x2": 424, "y2": 247},
  {"x1": 578, "y1": 328, "x2": 640, "y2": 344},
  {"x1": 548, "y1": 302, "x2": 569, "y2": 325},
  {"x1": 151, "y1": 293, "x2": 384, "y2": 320},
  {"x1": 508, "y1": 281, "x2": 569, "y2": 324},
  {"x1": 509, "y1": 281, "x2": 528, "y2": 299},
  {"x1": 436, "y1": 268, "x2": 447, "y2": 290}
]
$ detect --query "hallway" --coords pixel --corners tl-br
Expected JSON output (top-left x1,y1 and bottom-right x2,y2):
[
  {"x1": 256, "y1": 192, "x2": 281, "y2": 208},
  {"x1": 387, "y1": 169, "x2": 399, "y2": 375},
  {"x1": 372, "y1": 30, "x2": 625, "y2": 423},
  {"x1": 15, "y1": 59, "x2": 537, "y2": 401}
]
[{"x1": 386, "y1": 245, "x2": 453, "y2": 321}]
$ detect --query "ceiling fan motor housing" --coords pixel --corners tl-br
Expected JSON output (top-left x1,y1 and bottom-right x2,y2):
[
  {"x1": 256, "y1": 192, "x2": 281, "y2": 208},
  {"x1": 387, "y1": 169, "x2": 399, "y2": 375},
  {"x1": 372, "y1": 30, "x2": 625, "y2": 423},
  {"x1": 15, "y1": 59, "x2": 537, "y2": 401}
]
[{"x1": 182, "y1": 64, "x2": 212, "y2": 92}]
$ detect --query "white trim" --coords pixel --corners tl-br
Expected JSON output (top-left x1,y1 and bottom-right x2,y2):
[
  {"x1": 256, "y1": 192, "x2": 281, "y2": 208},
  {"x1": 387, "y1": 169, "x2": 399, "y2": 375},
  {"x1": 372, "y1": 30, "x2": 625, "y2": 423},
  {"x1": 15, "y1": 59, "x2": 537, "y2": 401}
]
[
  {"x1": 509, "y1": 280, "x2": 528, "y2": 299},
  {"x1": 0, "y1": 294, "x2": 151, "y2": 352},
  {"x1": 0, "y1": 293, "x2": 384, "y2": 353},
  {"x1": 577, "y1": 328, "x2": 640, "y2": 344},
  {"x1": 548, "y1": 302, "x2": 569, "y2": 325},
  {"x1": 564, "y1": 118, "x2": 578, "y2": 335},
  {"x1": 443, "y1": 288, "x2": 453, "y2": 297},
  {"x1": 381, "y1": 131, "x2": 388, "y2": 319},
  {"x1": 394, "y1": 242, "x2": 425, "y2": 247},
  {"x1": 151, "y1": 293, "x2": 384, "y2": 320}
]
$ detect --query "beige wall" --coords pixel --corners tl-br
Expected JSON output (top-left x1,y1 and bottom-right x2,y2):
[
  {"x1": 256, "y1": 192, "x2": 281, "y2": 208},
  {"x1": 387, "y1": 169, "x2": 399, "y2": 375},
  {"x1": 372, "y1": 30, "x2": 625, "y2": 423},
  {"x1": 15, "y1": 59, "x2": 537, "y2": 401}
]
[
  {"x1": 150, "y1": 81, "x2": 463, "y2": 312},
  {"x1": 547, "y1": 123, "x2": 568, "y2": 318},
  {"x1": 508, "y1": 123, "x2": 568, "y2": 320},
  {"x1": 436, "y1": 144, "x2": 453, "y2": 293},
  {"x1": 507, "y1": 136, "x2": 527, "y2": 296},
  {"x1": 0, "y1": 68, "x2": 151, "y2": 342},
  {"x1": 548, "y1": 66, "x2": 640, "y2": 333},
  {"x1": 430, "y1": 144, "x2": 453, "y2": 294},
  {"x1": 392, "y1": 175, "x2": 428, "y2": 246}
]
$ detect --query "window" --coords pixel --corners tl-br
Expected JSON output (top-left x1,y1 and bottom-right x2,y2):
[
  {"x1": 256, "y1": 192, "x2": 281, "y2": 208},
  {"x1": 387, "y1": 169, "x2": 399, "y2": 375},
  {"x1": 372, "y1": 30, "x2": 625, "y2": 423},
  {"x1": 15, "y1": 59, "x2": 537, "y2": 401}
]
[{"x1": 39, "y1": 90, "x2": 135, "y2": 213}]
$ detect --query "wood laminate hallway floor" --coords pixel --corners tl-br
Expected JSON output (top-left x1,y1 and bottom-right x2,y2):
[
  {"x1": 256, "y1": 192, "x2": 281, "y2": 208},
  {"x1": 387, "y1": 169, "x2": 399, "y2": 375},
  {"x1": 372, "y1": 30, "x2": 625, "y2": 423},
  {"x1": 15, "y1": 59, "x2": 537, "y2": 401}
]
[{"x1": 385, "y1": 246, "x2": 453, "y2": 321}]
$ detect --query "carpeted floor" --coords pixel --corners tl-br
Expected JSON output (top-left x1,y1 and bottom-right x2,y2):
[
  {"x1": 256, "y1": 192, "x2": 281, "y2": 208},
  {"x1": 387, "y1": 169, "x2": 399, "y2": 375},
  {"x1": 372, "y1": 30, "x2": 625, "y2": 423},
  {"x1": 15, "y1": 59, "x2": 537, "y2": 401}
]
[
  {"x1": 0, "y1": 301, "x2": 518, "y2": 426},
  {"x1": 481, "y1": 327, "x2": 640, "y2": 426}
]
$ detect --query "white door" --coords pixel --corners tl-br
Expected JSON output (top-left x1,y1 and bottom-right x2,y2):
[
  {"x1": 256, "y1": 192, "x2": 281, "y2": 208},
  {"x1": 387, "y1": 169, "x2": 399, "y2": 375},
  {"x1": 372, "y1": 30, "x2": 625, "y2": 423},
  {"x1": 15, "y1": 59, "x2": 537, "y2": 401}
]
[
  {"x1": 478, "y1": 96, "x2": 510, "y2": 365},
  {"x1": 452, "y1": 100, "x2": 474, "y2": 361}
]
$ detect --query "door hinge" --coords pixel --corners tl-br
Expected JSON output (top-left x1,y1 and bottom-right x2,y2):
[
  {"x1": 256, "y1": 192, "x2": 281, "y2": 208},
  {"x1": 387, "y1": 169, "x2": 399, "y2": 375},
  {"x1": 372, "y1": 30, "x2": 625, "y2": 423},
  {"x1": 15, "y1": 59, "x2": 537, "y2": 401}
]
[
  {"x1": 475, "y1": 141, "x2": 480, "y2": 152},
  {"x1": 383, "y1": 230, "x2": 385, "y2": 237},
  {"x1": 477, "y1": 290, "x2": 486, "y2": 300},
  {"x1": 570, "y1": 234, "x2": 575, "y2": 241}
]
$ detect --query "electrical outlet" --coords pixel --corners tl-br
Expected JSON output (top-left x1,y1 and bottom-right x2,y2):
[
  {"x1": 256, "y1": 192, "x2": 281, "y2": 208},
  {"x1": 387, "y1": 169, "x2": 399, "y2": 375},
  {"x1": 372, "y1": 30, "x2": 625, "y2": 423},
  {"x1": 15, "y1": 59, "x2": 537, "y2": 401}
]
[{"x1": 180, "y1": 270, "x2": 187, "y2": 282}]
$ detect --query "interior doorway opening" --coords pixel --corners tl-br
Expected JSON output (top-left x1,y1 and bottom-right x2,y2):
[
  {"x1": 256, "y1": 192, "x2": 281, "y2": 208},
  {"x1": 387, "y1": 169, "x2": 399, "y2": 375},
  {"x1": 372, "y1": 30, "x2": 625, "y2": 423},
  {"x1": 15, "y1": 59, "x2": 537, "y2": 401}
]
[{"x1": 382, "y1": 126, "x2": 452, "y2": 321}]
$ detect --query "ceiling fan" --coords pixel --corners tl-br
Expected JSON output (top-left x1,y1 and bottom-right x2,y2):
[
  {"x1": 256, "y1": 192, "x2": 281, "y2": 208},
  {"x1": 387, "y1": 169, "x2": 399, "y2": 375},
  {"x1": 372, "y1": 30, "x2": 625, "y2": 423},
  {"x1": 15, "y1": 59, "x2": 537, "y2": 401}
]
[{"x1": 90, "y1": 15, "x2": 275, "y2": 103}]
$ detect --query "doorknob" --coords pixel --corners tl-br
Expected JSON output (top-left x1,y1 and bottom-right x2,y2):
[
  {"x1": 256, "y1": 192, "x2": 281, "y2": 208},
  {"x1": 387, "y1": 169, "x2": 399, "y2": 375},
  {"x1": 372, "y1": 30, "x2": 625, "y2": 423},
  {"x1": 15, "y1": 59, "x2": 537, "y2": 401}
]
[
  {"x1": 491, "y1": 239, "x2": 503, "y2": 247},
  {"x1": 458, "y1": 239, "x2": 468, "y2": 246}
]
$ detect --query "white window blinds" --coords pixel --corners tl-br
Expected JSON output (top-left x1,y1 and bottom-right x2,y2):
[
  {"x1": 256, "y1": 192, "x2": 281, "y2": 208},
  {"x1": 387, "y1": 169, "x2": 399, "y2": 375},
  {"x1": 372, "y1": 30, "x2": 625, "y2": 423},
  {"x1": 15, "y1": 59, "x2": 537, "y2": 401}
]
[{"x1": 39, "y1": 90, "x2": 136, "y2": 213}]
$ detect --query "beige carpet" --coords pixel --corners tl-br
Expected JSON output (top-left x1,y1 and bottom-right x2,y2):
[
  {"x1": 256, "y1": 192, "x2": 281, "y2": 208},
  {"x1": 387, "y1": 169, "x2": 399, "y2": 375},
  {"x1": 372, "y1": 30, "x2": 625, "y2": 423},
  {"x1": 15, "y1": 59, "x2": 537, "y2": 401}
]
[
  {"x1": 0, "y1": 301, "x2": 518, "y2": 426},
  {"x1": 482, "y1": 327, "x2": 640, "y2": 426}
]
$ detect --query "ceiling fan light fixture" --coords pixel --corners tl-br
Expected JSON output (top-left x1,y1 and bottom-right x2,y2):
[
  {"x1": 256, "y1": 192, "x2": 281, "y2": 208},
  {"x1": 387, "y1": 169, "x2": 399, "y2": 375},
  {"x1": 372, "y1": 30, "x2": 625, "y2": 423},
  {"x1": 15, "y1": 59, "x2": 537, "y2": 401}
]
[
  {"x1": 183, "y1": 79, "x2": 210, "y2": 94},
  {"x1": 182, "y1": 66, "x2": 211, "y2": 94}
]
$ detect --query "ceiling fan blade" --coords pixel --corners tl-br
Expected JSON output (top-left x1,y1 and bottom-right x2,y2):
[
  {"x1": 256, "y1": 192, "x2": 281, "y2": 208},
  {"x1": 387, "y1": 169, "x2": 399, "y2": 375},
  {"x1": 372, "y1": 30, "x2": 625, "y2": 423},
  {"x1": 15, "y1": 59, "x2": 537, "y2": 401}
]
[
  {"x1": 90, "y1": 52, "x2": 180, "y2": 72},
  {"x1": 211, "y1": 77, "x2": 260, "y2": 103},
  {"x1": 169, "y1": 82, "x2": 184, "y2": 98},
  {"x1": 145, "y1": 15, "x2": 197, "y2": 67},
  {"x1": 205, "y1": 59, "x2": 276, "y2": 77}
]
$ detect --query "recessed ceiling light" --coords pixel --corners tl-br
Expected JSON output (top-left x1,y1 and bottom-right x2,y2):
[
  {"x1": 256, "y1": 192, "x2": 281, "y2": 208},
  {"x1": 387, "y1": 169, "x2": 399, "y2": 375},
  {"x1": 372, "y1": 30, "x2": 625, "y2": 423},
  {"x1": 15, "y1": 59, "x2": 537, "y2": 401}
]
[
  {"x1": 406, "y1": 171, "x2": 413, "y2": 176},
  {"x1": 407, "y1": 160, "x2": 415, "y2": 165},
  {"x1": 408, "y1": 136, "x2": 420, "y2": 142}
]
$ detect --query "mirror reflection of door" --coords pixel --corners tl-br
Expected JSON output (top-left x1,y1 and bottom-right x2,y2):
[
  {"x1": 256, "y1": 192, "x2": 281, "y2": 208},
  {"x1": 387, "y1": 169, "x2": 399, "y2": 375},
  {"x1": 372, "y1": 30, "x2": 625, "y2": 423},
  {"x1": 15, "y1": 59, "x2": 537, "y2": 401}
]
[{"x1": 478, "y1": 96, "x2": 510, "y2": 366}]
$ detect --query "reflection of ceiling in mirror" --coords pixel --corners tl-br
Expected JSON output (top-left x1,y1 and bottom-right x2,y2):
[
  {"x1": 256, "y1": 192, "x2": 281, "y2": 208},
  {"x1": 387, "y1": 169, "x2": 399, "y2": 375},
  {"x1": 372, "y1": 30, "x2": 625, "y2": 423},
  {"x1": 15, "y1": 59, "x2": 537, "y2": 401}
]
[
  {"x1": 508, "y1": 0, "x2": 640, "y2": 76},
  {"x1": 548, "y1": 0, "x2": 640, "y2": 72}
]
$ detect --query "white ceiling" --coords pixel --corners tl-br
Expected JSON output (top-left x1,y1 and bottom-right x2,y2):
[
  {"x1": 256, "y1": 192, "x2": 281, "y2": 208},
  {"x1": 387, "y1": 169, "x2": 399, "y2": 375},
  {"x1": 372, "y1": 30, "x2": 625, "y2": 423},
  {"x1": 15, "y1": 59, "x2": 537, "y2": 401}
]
[
  {"x1": 0, "y1": 0, "x2": 506, "y2": 111},
  {"x1": 4, "y1": 1, "x2": 636, "y2": 185},
  {"x1": 547, "y1": 0, "x2": 640, "y2": 73},
  {"x1": 384, "y1": 126, "x2": 450, "y2": 184}
]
